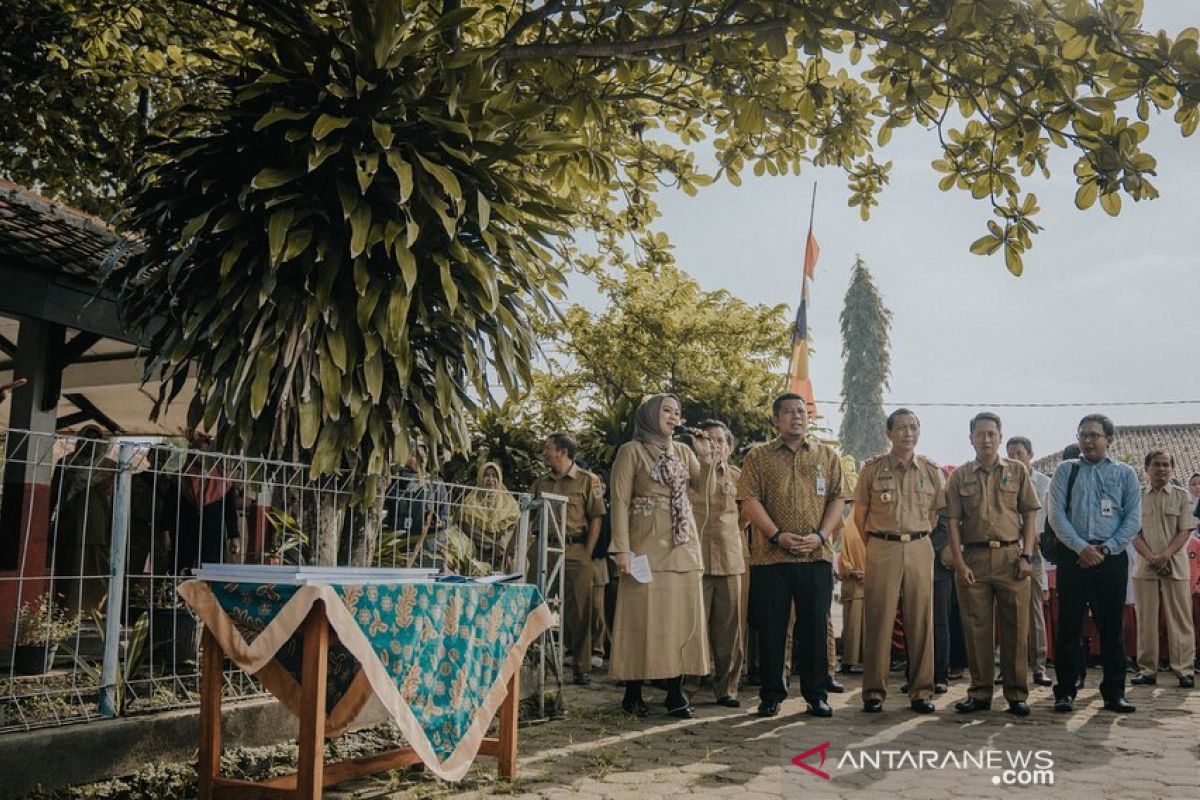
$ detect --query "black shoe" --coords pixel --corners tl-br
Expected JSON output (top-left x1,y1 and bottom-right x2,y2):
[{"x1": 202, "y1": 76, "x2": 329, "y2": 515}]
[
  {"x1": 573, "y1": 673, "x2": 592, "y2": 686},
  {"x1": 757, "y1": 701, "x2": 780, "y2": 717},
  {"x1": 862, "y1": 699, "x2": 883, "y2": 713},
  {"x1": 1130, "y1": 674, "x2": 1157, "y2": 686},
  {"x1": 807, "y1": 700, "x2": 833, "y2": 718},
  {"x1": 899, "y1": 683, "x2": 909, "y2": 694},
  {"x1": 1103, "y1": 697, "x2": 1136, "y2": 713},
  {"x1": 666, "y1": 703, "x2": 696, "y2": 719},
  {"x1": 826, "y1": 678, "x2": 845, "y2": 693},
  {"x1": 954, "y1": 698, "x2": 992, "y2": 713},
  {"x1": 1179, "y1": 675, "x2": 1195, "y2": 689},
  {"x1": 621, "y1": 698, "x2": 649, "y2": 717},
  {"x1": 934, "y1": 683, "x2": 948, "y2": 694},
  {"x1": 716, "y1": 696, "x2": 741, "y2": 708},
  {"x1": 1007, "y1": 701, "x2": 1030, "y2": 717},
  {"x1": 1033, "y1": 672, "x2": 1053, "y2": 687},
  {"x1": 994, "y1": 675, "x2": 1004, "y2": 685},
  {"x1": 1053, "y1": 696, "x2": 1074, "y2": 713},
  {"x1": 843, "y1": 665, "x2": 863, "y2": 675},
  {"x1": 911, "y1": 699, "x2": 936, "y2": 714}
]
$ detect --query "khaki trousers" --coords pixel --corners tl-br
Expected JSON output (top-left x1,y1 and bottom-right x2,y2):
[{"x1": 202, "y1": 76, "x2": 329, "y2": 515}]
[
  {"x1": 563, "y1": 557, "x2": 594, "y2": 673},
  {"x1": 703, "y1": 573, "x2": 746, "y2": 699},
  {"x1": 1133, "y1": 576, "x2": 1196, "y2": 678},
  {"x1": 1027, "y1": 559, "x2": 1048, "y2": 674},
  {"x1": 840, "y1": 575, "x2": 865, "y2": 667},
  {"x1": 956, "y1": 547, "x2": 1030, "y2": 703},
  {"x1": 863, "y1": 536, "x2": 935, "y2": 702}
]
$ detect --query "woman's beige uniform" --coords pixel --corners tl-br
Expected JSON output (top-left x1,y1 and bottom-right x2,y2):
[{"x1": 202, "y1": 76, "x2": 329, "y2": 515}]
[{"x1": 609, "y1": 440, "x2": 712, "y2": 680}]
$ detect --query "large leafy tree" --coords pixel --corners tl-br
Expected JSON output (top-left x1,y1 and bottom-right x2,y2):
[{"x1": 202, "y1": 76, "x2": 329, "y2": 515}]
[
  {"x1": 3, "y1": 0, "x2": 1194, "y2": 490},
  {"x1": 538, "y1": 247, "x2": 791, "y2": 462},
  {"x1": 838, "y1": 256, "x2": 891, "y2": 464}
]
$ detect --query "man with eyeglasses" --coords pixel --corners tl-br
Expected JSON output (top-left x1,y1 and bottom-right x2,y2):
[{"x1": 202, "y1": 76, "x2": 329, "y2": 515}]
[{"x1": 1049, "y1": 414, "x2": 1142, "y2": 713}]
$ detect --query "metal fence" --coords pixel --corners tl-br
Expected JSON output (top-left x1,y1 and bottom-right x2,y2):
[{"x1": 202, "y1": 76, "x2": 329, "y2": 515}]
[{"x1": 0, "y1": 429, "x2": 566, "y2": 733}]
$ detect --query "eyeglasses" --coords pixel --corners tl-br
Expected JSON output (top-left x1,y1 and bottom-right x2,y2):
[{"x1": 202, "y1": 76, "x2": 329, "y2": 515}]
[{"x1": 1077, "y1": 432, "x2": 1107, "y2": 441}]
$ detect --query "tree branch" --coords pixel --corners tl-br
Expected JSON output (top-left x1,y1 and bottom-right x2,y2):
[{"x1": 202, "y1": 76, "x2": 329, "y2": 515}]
[{"x1": 495, "y1": 16, "x2": 790, "y2": 61}]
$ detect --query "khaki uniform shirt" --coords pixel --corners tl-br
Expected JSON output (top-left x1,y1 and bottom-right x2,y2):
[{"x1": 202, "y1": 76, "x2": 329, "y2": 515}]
[
  {"x1": 688, "y1": 462, "x2": 746, "y2": 576},
  {"x1": 943, "y1": 458, "x2": 1041, "y2": 543},
  {"x1": 530, "y1": 463, "x2": 605, "y2": 563},
  {"x1": 736, "y1": 437, "x2": 849, "y2": 566},
  {"x1": 1135, "y1": 484, "x2": 1192, "y2": 581},
  {"x1": 856, "y1": 453, "x2": 945, "y2": 535},
  {"x1": 835, "y1": 512, "x2": 866, "y2": 579}
]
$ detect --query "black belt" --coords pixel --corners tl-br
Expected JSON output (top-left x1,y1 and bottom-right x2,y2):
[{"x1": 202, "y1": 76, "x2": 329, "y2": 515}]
[
  {"x1": 963, "y1": 540, "x2": 1021, "y2": 549},
  {"x1": 868, "y1": 531, "x2": 929, "y2": 543},
  {"x1": 567, "y1": 533, "x2": 588, "y2": 545}
]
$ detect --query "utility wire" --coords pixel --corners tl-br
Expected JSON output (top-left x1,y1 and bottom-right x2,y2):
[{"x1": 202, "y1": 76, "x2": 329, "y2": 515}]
[{"x1": 817, "y1": 399, "x2": 1200, "y2": 409}]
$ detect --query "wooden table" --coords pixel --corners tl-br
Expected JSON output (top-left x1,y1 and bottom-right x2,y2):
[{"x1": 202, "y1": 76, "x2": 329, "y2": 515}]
[{"x1": 196, "y1": 599, "x2": 520, "y2": 800}]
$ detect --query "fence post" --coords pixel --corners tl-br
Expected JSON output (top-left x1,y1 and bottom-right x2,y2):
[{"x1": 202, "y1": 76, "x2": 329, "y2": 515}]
[
  {"x1": 534, "y1": 499, "x2": 548, "y2": 719},
  {"x1": 99, "y1": 442, "x2": 135, "y2": 717}
]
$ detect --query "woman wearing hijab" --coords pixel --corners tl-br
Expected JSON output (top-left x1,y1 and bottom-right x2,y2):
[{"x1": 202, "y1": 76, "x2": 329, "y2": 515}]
[
  {"x1": 609, "y1": 394, "x2": 711, "y2": 718},
  {"x1": 457, "y1": 461, "x2": 522, "y2": 571}
]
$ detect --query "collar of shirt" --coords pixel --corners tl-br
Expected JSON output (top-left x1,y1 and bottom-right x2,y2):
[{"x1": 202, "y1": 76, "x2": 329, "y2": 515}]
[
  {"x1": 885, "y1": 452, "x2": 918, "y2": 471},
  {"x1": 769, "y1": 436, "x2": 811, "y2": 452},
  {"x1": 548, "y1": 463, "x2": 581, "y2": 482},
  {"x1": 967, "y1": 458, "x2": 1005, "y2": 476},
  {"x1": 1080, "y1": 455, "x2": 1114, "y2": 468}
]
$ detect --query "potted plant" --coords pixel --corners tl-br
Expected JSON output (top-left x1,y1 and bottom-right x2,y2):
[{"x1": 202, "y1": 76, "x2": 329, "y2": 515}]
[
  {"x1": 12, "y1": 594, "x2": 79, "y2": 675},
  {"x1": 128, "y1": 582, "x2": 200, "y2": 670},
  {"x1": 263, "y1": 508, "x2": 309, "y2": 566}
]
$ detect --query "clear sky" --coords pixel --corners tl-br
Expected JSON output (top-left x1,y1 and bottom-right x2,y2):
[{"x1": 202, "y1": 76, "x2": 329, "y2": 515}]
[{"x1": 570, "y1": 1, "x2": 1198, "y2": 466}]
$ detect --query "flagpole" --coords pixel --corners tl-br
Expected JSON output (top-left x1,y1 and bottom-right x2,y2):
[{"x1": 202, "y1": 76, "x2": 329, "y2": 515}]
[{"x1": 806, "y1": 182, "x2": 817, "y2": 238}]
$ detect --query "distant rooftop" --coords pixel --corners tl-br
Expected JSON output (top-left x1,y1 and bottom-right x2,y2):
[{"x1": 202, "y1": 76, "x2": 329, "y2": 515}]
[{"x1": 1031, "y1": 422, "x2": 1200, "y2": 482}]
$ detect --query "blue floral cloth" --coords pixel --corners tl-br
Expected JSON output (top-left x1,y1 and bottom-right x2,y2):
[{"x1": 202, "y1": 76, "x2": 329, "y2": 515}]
[{"x1": 207, "y1": 581, "x2": 546, "y2": 762}]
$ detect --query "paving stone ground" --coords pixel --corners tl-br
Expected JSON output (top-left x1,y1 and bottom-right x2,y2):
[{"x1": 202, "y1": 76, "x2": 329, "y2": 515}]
[{"x1": 330, "y1": 670, "x2": 1200, "y2": 800}]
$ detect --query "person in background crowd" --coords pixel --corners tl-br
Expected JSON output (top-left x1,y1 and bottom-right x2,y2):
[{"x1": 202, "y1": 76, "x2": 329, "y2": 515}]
[
  {"x1": 930, "y1": 509, "x2": 954, "y2": 694},
  {"x1": 683, "y1": 420, "x2": 746, "y2": 707},
  {"x1": 856, "y1": 409, "x2": 944, "y2": 715},
  {"x1": 1005, "y1": 436, "x2": 1055, "y2": 687},
  {"x1": 457, "y1": 461, "x2": 521, "y2": 571},
  {"x1": 1131, "y1": 452, "x2": 1195, "y2": 689},
  {"x1": 386, "y1": 442, "x2": 450, "y2": 567},
  {"x1": 164, "y1": 433, "x2": 242, "y2": 575},
  {"x1": 609, "y1": 394, "x2": 710, "y2": 718},
  {"x1": 739, "y1": 393, "x2": 848, "y2": 718},
  {"x1": 834, "y1": 459, "x2": 865, "y2": 676},
  {"x1": 1050, "y1": 414, "x2": 1142, "y2": 713},
  {"x1": 531, "y1": 433, "x2": 606, "y2": 686},
  {"x1": 944, "y1": 413, "x2": 1041, "y2": 717},
  {"x1": 54, "y1": 426, "x2": 116, "y2": 614},
  {"x1": 589, "y1": 467, "x2": 614, "y2": 668}
]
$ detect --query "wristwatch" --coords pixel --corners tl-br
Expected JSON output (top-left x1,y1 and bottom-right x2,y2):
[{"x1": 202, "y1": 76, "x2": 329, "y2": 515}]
[
  {"x1": 768, "y1": 530, "x2": 783, "y2": 546},
  {"x1": 1098, "y1": 544, "x2": 1111, "y2": 557},
  {"x1": 1019, "y1": 553, "x2": 1032, "y2": 563},
  {"x1": 816, "y1": 531, "x2": 828, "y2": 546}
]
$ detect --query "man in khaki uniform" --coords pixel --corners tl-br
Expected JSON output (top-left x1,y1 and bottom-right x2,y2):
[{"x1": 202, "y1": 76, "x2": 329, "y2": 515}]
[
  {"x1": 1131, "y1": 451, "x2": 1196, "y2": 688},
  {"x1": 855, "y1": 408, "x2": 944, "y2": 714},
  {"x1": 687, "y1": 420, "x2": 747, "y2": 706},
  {"x1": 530, "y1": 433, "x2": 605, "y2": 685},
  {"x1": 944, "y1": 413, "x2": 1041, "y2": 716}
]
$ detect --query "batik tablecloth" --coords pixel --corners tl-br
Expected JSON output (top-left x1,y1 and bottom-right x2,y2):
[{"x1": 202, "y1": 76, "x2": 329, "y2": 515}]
[{"x1": 178, "y1": 579, "x2": 552, "y2": 781}]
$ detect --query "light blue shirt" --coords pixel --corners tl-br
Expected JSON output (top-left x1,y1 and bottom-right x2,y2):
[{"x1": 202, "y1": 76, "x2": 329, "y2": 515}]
[{"x1": 1049, "y1": 456, "x2": 1142, "y2": 555}]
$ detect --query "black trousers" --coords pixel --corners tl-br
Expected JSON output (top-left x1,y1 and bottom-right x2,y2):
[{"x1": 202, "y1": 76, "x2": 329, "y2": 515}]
[
  {"x1": 949, "y1": 584, "x2": 969, "y2": 670},
  {"x1": 1053, "y1": 550, "x2": 1128, "y2": 701},
  {"x1": 751, "y1": 561, "x2": 832, "y2": 705},
  {"x1": 933, "y1": 575, "x2": 953, "y2": 684}
]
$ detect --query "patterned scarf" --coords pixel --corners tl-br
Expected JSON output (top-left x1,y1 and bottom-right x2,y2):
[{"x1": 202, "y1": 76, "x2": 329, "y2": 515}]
[{"x1": 650, "y1": 447, "x2": 693, "y2": 547}]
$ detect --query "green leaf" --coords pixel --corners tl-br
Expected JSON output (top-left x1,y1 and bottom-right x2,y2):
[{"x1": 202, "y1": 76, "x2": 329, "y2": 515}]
[
  {"x1": 416, "y1": 154, "x2": 463, "y2": 206},
  {"x1": 969, "y1": 234, "x2": 1002, "y2": 255},
  {"x1": 268, "y1": 209, "x2": 294, "y2": 265},
  {"x1": 394, "y1": 239, "x2": 417, "y2": 289},
  {"x1": 371, "y1": 120, "x2": 395, "y2": 149},
  {"x1": 313, "y1": 114, "x2": 352, "y2": 141},
  {"x1": 1004, "y1": 245, "x2": 1023, "y2": 276},
  {"x1": 252, "y1": 167, "x2": 303, "y2": 190},
  {"x1": 254, "y1": 106, "x2": 308, "y2": 131},
  {"x1": 250, "y1": 348, "x2": 274, "y2": 417},
  {"x1": 476, "y1": 190, "x2": 491, "y2": 231},
  {"x1": 385, "y1": 151, "x2": 414, "y2": 202},
  {"x1": 298, "y1": 397, "x2": 320, "y2": 449},
  {"x1": 438, "y1": 256, "x2": 458, "y2": 311},
  {"x1": 350, "y1": 204, "x2": 371, "y2": 258},
  {"x1": 1074, "y1": 181, "x2": 1098, "y2": 210},
  {"x1": 1098, "y1": 191, "x2": 1122, "y2": 216}
]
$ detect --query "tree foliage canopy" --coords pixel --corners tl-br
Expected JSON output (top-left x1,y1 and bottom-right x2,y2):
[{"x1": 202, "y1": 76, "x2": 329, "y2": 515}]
[
  {"x1": 537, "y1": 249, "x2": 790, "y2": 465},
  {"x1": 4, "y1": 0, "x2": 1197, "y2": 488},
  {"x1": 838, "y1": 256, "x2": 891, "y2": 464}
]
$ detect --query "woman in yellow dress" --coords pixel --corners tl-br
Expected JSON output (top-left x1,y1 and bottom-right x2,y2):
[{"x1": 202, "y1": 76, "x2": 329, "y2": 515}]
[{"x1": 609, "y1": 394, "x2": 711, "y2": 718}]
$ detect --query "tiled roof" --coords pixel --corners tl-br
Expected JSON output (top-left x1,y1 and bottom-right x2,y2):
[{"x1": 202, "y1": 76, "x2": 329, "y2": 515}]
[
  {"x1": 0, "y1": 180, "x2": 140, "y2": 283},
  {"x1": 1031, "y1": 423, "x2": 1200, "y2": 483}
]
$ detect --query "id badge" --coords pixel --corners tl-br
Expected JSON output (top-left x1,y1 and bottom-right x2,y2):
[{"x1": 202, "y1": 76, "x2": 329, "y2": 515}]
[
  {"x1": 816, "y1": 477, "x2": 827, "y2": 497},
  {"x1": 1100, "y1": 498, "x2": 1114, "y2": 517}
]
